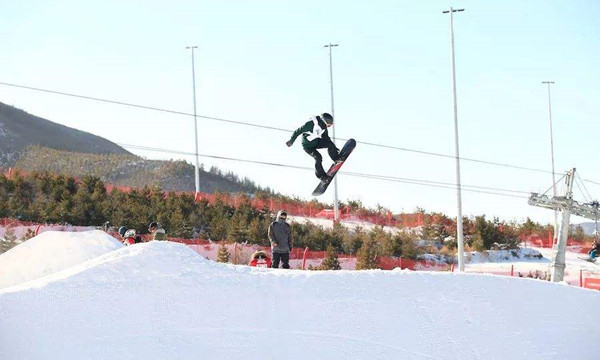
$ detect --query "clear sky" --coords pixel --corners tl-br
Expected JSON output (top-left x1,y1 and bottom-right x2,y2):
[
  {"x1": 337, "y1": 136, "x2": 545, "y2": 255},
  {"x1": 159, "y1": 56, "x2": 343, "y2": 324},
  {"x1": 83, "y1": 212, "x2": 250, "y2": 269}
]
[{"x1": 1, "y1": 0, "x2": 598, "y2": 224}]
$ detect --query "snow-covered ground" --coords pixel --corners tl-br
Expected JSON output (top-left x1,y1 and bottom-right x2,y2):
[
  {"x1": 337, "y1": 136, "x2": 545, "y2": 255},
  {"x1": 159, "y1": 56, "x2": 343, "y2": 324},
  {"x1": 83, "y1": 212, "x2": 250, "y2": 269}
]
[
  {"x1": 0, "y1": 224, "x2": 94, "y2": 240},
  {"x1": 0, "y1": 230, "x2": 122, "y2": 289},
  {"x1": 287, "y1": 214, "x2": 410, "y2": 234},
  {"x1": 1, "y1": 231, "x2": 599, "y2": 359}
]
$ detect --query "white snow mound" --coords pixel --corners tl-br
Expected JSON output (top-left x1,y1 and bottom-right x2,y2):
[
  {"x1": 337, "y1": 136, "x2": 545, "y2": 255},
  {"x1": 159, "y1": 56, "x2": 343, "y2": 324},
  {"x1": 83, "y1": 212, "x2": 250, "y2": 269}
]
[
  {"x1": 1, "y1": 239, "x2": 599, "y2": 360},
  {"x1": 0, "y1": 230, "x2": 123, "y2": 289}
]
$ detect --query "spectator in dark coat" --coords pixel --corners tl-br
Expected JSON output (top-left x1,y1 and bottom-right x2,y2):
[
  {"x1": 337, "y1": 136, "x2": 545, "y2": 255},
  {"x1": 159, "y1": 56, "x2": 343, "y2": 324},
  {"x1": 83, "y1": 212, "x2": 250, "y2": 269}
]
[{"x1": 268, "y1": 210, "x2": 292, "y2": 269}]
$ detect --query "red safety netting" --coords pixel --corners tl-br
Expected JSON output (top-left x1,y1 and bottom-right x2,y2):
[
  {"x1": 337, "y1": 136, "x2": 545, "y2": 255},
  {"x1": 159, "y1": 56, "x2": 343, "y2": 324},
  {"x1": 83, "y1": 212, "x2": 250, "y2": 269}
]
[{"x1": 520, "y1": 232, "x2": 589, "y2": 252}]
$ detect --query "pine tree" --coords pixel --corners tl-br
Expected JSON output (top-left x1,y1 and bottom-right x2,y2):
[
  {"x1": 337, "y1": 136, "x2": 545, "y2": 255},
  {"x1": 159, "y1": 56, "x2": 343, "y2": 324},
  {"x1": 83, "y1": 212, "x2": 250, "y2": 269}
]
[
  {"x1": 217, "y1": 243, "x2": 230, "y2": 263},
  {"x1": 356, "y1": 234, "x2": 379, "y2": 270},
  {"x1": 0, "y1": 227, "x2": 19, "y2": 254},
  {"x1": 227, "y1": 212, "x2": 248, "y2": 243},
  {"x1": 520, "y1": 217, "x2": 540, "y2": 236},
  {"x1": 20, "y1": 228, "x2": 37, "y2": 242},
  {"x1": 247, "y1": 217, "x2": 268, "y2": 246},
  {"x1": 400, "y1": 234, "x2": 419, "y2": 259},
  {"x1": 8, "y1": 173, "x2": 33, "y2": 220},
  {"x1": 344, "y1": 227, "x2": 365, "y2": 255},
  {"x1": 319, "y1": 244, "x2": 341, "y2": 270},
  {"x1": 0, "y1": 174, "x2": 9, "y2": 218}
]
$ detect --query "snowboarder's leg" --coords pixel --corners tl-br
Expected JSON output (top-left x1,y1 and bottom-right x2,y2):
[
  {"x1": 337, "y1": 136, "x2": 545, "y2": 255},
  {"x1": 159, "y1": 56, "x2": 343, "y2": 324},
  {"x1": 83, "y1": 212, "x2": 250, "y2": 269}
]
[
  {"x1": 325, "y1": 140, "x2": 340, "y2": 162},
  {"x1": 281, "y1": 253, "x2": 290, "y2": 269},
  {"x1": 590, "y1": 249, "x2": 597, "y2": 260},
  {"x1": 272, "y1": 252, "x2": 281, "y2": 268},
  {"x1": 304, "y1": 147, "x2": 327, "y2": 179},
  {"x1": 314, "y1": 138, "x2": 340, "y2": 162}
]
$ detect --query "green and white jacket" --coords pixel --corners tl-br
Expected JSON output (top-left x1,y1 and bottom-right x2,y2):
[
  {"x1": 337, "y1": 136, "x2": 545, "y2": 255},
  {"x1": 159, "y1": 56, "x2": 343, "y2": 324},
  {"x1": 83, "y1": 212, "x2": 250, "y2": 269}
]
[{"x1": 288, "y1": 116, "x2": 331, "y2": 150}]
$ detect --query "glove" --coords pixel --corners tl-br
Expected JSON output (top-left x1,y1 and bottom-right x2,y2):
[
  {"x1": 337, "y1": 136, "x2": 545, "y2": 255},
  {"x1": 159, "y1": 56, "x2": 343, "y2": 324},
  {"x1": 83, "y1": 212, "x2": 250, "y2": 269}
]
[{"x1": 286, "y1": 140, "x2": 293, "y2": 147}]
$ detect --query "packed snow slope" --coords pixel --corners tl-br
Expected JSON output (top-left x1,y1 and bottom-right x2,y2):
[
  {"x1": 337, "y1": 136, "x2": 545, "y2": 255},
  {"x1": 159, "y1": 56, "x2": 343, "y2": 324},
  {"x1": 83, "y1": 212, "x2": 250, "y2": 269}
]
[
  {"x1": 1, "y1": 236, "x2": 600, "y2": 359},
  {"x1": 0, "y1": 230, "x2": 122, "y2": 289}
]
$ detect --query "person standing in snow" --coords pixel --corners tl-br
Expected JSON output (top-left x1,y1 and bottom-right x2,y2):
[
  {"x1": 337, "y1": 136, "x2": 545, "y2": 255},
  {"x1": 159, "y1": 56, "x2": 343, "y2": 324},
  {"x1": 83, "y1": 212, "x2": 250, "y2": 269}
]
[
  {"x1": 286, "y1": 112, "x2": 340, "y2": 181},
  {"x1": 148, "y1": 222, "x2": 168, "y2": 241},
  {"x1": 268, "y1": 210, "x2": 292, "y2": 269}
]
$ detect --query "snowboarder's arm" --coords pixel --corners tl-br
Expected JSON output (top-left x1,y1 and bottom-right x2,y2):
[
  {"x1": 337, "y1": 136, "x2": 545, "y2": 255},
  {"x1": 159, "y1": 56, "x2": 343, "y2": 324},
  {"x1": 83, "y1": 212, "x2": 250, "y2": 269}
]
[{"x1": 288, "y1": 120, "x2": 313, "y2": 144}]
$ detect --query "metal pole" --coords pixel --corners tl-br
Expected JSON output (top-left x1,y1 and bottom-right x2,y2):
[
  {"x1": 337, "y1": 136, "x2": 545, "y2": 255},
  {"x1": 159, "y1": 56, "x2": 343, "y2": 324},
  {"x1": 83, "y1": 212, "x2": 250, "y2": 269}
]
[
  {"x1": 324, "y1": 43, "x2": 340, "y2": 222},
  {"x1": 186, "y1": 46, "x2": 200, "y2": 197},
  {"x1": 542, "y1": 81, "x2": 558, "y2": 246},
  {"x1": 443, "y1": 7, "x2": 465, "y2": 271},
  {"x1": 551, "y1": 168, "x2": 575, "y2": 282}
]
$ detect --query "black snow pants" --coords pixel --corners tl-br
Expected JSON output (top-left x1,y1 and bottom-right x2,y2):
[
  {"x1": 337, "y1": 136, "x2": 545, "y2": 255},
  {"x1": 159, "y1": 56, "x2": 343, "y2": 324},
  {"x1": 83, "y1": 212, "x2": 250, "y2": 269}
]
[
  {"x1": 304, "y1": 138, "x2": 340, "y2": 179},
  {"x1": 272, "y1": 252, "x2": 290, "y2": 269}
]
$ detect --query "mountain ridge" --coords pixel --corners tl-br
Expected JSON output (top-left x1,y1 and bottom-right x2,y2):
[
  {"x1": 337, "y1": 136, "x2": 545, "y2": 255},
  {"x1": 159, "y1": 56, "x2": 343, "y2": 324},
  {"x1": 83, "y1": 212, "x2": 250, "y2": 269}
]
[{"x1": 0, "y1": 102, "x2": 268, "y2": 194}]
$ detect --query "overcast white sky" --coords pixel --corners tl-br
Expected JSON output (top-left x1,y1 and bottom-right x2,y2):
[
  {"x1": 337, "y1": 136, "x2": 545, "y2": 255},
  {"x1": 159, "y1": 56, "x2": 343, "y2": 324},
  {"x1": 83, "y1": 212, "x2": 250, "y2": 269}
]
[{"x1": 1, "y1": 0, "x2": 598, "y2": 224}]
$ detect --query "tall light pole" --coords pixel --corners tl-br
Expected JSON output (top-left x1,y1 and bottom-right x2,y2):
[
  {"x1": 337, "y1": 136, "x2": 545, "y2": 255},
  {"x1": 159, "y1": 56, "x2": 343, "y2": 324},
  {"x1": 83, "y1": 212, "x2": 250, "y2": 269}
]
[
  {"x1": 324, "y1": 43, "x2": 340, "y2": 222},
  {"x1": 542, "y1": 80, "x2": 558, "y2": 246},
  {"x1": 443, "y1": 7, "x2": 465, "y2": 271},
  {"x1": 186, "y1": 46, "x2": 200, "y2": 197}
]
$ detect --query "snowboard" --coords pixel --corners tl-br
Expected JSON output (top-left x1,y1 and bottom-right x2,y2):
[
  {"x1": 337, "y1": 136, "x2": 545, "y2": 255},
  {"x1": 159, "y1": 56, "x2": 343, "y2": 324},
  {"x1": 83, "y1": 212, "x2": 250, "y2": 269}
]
[{"x1": 312, "y1": 138, "x2": 356, "y2": 196}]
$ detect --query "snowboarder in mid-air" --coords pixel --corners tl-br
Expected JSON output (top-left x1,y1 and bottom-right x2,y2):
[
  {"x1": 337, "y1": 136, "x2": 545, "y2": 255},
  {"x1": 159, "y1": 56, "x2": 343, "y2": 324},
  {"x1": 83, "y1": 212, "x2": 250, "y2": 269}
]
[{"x1": 286, "y1": 112, "x2": 340, "y2": 181}]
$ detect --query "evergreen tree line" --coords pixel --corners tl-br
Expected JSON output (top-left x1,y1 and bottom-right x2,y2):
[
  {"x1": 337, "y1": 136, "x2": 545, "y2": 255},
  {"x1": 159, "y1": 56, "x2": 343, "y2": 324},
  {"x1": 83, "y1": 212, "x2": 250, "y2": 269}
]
[
  {"x1": 0, "y1": 172, "x2": 416, "y2": 261},
  {"x1": 1, "y1": 171, "x2": 589, "y2": 268}
]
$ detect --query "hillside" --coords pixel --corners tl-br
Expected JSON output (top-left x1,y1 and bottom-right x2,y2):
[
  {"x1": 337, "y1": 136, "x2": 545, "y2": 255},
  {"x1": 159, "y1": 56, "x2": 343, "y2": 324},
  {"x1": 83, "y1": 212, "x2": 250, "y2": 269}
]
[
  {"x1": 13, "y1": 145, "x2": 267, "y2": 193},
  {"x1": 0, "y1": 102, "x2": 268, "y2": 193},
  {"x1": 0, "y1": 102, "x2": 129, "y2": 166}
]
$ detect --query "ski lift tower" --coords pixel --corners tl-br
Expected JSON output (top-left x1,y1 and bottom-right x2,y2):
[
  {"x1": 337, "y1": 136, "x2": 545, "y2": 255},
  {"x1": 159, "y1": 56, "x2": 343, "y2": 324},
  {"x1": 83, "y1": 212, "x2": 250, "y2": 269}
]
[{"x1": 528, "y1": 168, "x2": 600, "y2": 282}]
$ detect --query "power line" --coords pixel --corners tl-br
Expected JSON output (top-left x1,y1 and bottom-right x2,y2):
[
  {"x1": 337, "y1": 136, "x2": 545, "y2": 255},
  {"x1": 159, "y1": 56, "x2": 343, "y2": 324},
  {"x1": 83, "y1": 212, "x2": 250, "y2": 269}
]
[
  {"x1": 585, "y1": 179, "x2": 600, "y2": 187},
  {"x1": 0, "y1": 81, "x2": 291, "y2": 134},
  {"x1": 120, "y1": 143, "x2": 530, "y2": 199},
  {"x1": 576, "y1": 173, "x2": 594, "y2": 202},
  {"x1": 0, "y1": 81, "x2": 580, "y2": 179}
]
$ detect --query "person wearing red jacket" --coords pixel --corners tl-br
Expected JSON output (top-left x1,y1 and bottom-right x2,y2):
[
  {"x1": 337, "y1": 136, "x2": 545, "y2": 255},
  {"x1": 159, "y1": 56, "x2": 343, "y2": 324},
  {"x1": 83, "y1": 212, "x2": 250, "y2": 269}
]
[
  {"x1": 118, "y1": 226, "x2": 137, "y2": 246},
  {"x1": 249, "y1": 250, "x2": 272, "y2": 268}
]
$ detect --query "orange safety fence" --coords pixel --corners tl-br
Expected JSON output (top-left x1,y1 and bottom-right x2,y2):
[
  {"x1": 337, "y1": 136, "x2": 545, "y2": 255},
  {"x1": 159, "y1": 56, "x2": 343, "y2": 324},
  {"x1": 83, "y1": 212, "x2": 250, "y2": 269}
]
[
  {"x1": 520, "y1": 232, "x2": 588, "y2": 251},
  {"x1": 583, "y1": 276, "x2": 600, "y2": 291}
]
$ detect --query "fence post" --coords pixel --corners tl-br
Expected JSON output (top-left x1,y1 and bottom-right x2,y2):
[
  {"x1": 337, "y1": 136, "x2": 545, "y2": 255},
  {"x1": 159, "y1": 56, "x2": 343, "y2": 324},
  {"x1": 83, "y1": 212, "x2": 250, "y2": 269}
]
[
  {"x1": 510, "y1": 264, "x2": 514, "y2": 277},
  {"x1": 302, "y1": 247, "x2": 309, "y2": 270},
  {"x1": 580, "y1": 269, "x2": 583, "y2": 287},
  {"x1": 451, "y1": 263, "x2": 455, "y2": 272}
]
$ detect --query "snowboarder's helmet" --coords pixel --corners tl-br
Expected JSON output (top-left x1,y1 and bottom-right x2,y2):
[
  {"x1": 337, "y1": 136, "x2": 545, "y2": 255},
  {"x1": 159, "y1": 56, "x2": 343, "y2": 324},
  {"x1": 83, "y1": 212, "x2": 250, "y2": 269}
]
[
  {"x1": 321, "y1": 112, "x2": 333, "y2": 125},
  {"x1": 118, "y1": 226, "x2": 127, "y2": 237}
]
